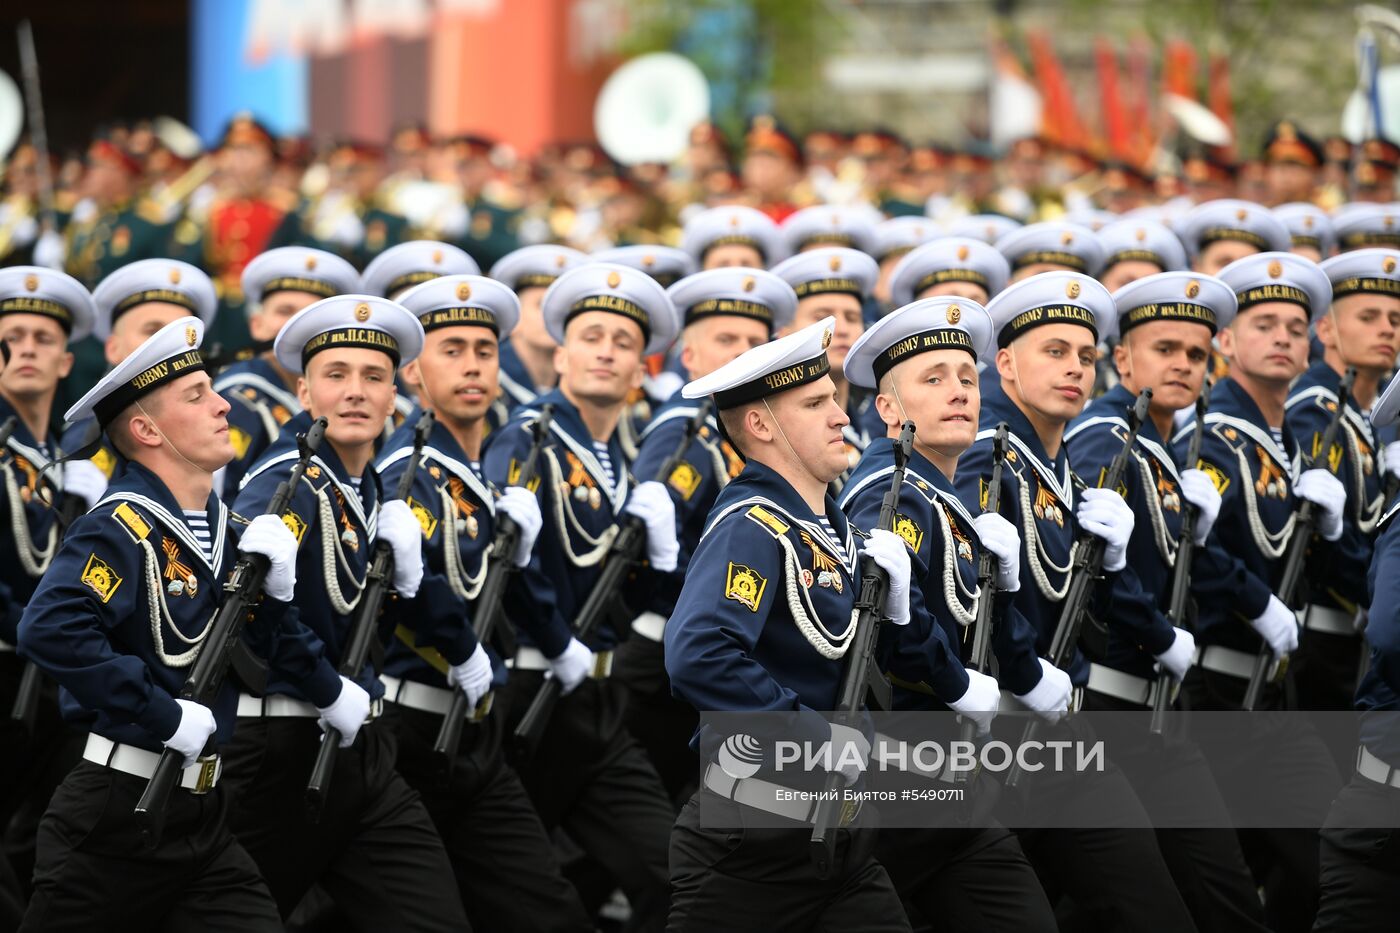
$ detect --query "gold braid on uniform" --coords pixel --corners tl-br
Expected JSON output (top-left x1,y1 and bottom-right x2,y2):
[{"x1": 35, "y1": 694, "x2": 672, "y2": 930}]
[
  {"x1": 543, "y1": 448, "x2": 619, "y2": 567},
  {"x1": 4, "y1": 460, "x2": 56, "y2": 575},
  {"x1": 1236, "y1": 446, "x2": 1294, "y2": 559},
  {"x1": 1015, "y1": 471, "x2": 1077, "y2": 602},
  {"x1": 439, "y1": 483, "x2": 487, "y2": 600},
  {"x1": 775, "y1": 529, "x2": 857, "y2": 660},
  {"x1": 316, "y1": 484, "x2": 367, "y2": 614},
  {"x1": 931, "y1": 501, "x2": 979, "y2": 627}
]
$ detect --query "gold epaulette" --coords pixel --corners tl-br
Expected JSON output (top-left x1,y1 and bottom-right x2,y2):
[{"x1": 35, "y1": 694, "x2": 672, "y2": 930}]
[
  {"x1": 112, "y1": 502, "x2": 151, "y2": 542},
  {"x1": 744, "y1": 504, "x2": 790, "y2": 538}
]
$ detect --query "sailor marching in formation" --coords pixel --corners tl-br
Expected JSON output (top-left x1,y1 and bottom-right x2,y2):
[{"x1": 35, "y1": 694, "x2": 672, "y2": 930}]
[{"x1": 0, "y1": 113, "x2": 1398, "y2": 933}]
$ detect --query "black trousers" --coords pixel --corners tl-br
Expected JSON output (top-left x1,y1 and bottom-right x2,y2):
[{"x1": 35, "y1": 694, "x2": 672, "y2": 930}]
[
  {"x1": 1082, "y1": 689, "x2": 1269, "y2": 933},
  {"x1": 1183, "y1": 665, "x2": 1342, "y2": 933},
  {"x1": 386, "y1": 700, "x2": 592, "y2": 933},
  {"x1": 1313, "y1": 771, "x2": 1400, "y2": 933},
  {"x1": 611, "y1": 632, "x2": 699, "y2": 807},
  {"x1": 1293, "y1": 627, "x2": 1365, "y2": 772},
  {"x1": 222, "y1": 717, "x2": 468, "y2": 932},
  {"x1": 668, "y1": 790, "x2": 911, "y2": 933},
  {"x1": 22, "y1": 761, "x2": 281, "y2": 932},
  {"x1": 498, "y1": 673, "x2": 673, "y2": 933}
]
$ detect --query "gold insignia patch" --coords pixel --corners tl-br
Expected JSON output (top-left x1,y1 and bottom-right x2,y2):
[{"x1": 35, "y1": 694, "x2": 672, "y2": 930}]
[
  {"x1": 271, "y1": 404, "x2": 293, "y2": 425},
  {"x1": 893, "y1": 513, "x2": 924, "y2": 552},
  {"x1": 112, "y1": 502, "x2": 151, "y2": 540},
  {"x1": 408, "y1": 496, "x2": 438, "y2": 539},
  {"x1": 1096, "y1": 466, "x2": 1128, "y2": 499},
  {"x1": 1198, "y1": 460, "x2": 1231, "y2": 496},
  {"x1": 355, "y1": 302, "x2": 371, "y2": 322},
  {"x1": 229, "y1": 426, "x2": 252, "y2": 459},
  {"x1": 667, "y1": 462, "x2": 702, "y2": 501},
  {"x1": 507, "y1": 458, "x2": 542, "y2": 493},
  {"x1": 947, "y1": 305, "x2": 961, "y2": 324},
  {"x1": 746, "y1": 505, "x2": 790, "y2": 536},
  {"x1": 1066, "y1": 281, "x2": 1081, "y2": 299},
  {"x1": 81, "y1": 553, "x2": 122, "y2": 603},
  {"x1": 91, "y1": 446, "x2": 116, "y2": 479},
  {"x1": 979, "y1": 477, "x2": 990, "y2": 511},
  {"x1": 1312, "y1": 432, "x2": 1343, "y2": 474},
  {"x1": 305, "y1": 464, "x2": 321, "y2": 480},
  {"x1": 725, "y1": 562, "x2": 767, "y2": 611},
  {"x1": 281, "y1": 512, "x2": 308, "y2": 544},
  {"x1": 607, "y1": 270, "x2": 621, "y2": 289},
  {"x1": 456, "y1": 282, "x2": 472, "y2": 301}
]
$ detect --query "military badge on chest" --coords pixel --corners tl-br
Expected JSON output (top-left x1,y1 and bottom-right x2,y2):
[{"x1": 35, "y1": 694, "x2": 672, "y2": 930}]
[
  {"x1": 331, "y1": 488, "x2": 361, "y2": 551},
  {"x1": 448, "y1": 478, "x2": 479, "y2": 537},
  {"x1": 800, "y1": 530, "x2": 844, "y2": 593},
  {"x1": 1254, "y1": 446, "x2": 1288, "y2": 499},
  {"x1": 162, "y1": 537, "x2": 199, "y2": 598},
  {"x1": 1154, "y1": 464, "x2": 1181, "y2": 513},
  {"x1": 1032, "y1": 482, "x2": 1065, "y2": 527},
  {"x1": 941, "y1": 506, "x2": 974, "y2": 561},
  {"x1": 562, "y1": 451, "x2": 602, "y2": 510}
]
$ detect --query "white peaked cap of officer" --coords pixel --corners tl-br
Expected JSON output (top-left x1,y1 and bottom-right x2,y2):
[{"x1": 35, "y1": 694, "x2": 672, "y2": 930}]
[
  {"x1": 274, "y1": 294, "x2": 425, "y2": 374},
  {"x1": 396, "y1": 274, "x2": 520, "y2": 340},
  {"x1": 489, "y1": 244, "x2": 589, "y2": 292},
  {"x1": 542, "y1": 262, "x2": 679, "y2": 355},
  {"x1": 0, "y1": 266, "x2": 96, "y2": 343},
  {"x1": 844, "y1": 296, "x2": 994, "y2": 390},
  {"x1": 360, "y1": 240, "x2": 479, "y2": 298},
  {"x1": 666, "y1": 267, "x2": 798, "y2": 333},
  {"x1": 1274, "y1": 203, "x2": 1336, "y2": 256},
  {"x1": 92, "y1": 259, "x2": 216, "y2": 340},
  {"x1": 1176, "y1": 198, "x2": 1290, "y2": 257},
  {"x1": 66, "y1": 316, "x2": 207, "y2": 426},
  {"x1": 887, "y1": 237, "x2": 1010, "y2": 306},
  {"x1": 591, "y1": 245, "x2": 696, "y2": 287},
  {"x1": 871, "y1": 216, "x2": 942, "y2": 262},
  {"x1": 1063, "y1": 209, "x2": 1117, "y2": 232},
  {"x1": 1331, "y1": 202, "x2": 1400, "y2": 252},
  {"x1": 1097, "y1": 219, "x2": 1188, "y2": 273},
  {"x1": 680, "y1": 205, "x2": 786, "y2": 267},
  {"x1": 1111, "y1": 271, "x2": 1237, "y2": 337},
  {"x1": 770, "y1": 247, "x2": 879, "y2": 300},
  {"x1": 949, "y1": 214, "x2": 1022, "y2": 245},
  {"x1": 683, "y1": 316, "x2": 835, "y2": 408},
  {"x1": 781, "y1": 204, "x2": 880, "y2": 255},
  {"x1": 1216, "y1": 251, "x2": 1332, "y2": 324},
  {"x1": 983, "y1": 271, "x2": 1117, "y2": 365},
  {"x1": 994, "y1": 221, "x2": 1107, "y2": 277},
  {"x1": 240, "y1": 246, "x2": 361, "y2": 308}
]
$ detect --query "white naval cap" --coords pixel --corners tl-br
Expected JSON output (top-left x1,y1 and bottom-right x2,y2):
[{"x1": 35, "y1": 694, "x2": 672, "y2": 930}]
[
  {"x1": 396, "y1": 274, "x2": 520, "y2": 339},
  {"x1": 1216, "y1": 251, "x2": 1332, "y2": 323},
  {"x1": 1111, "y1": 271, "x2": 1237, "y2": 337},
  {"x1": 887, "y1": 237, "x2": 1010, "y2": 306},
  {"x1": 682, "y1": 316, "x2": 835, "y2": 409},
  {"x1": 844, "y1": 296, "x2": 994, "y2": 390},
  {"x1": 591, "y1": 245, "x2": 696, "y2": 288},
  {"x1": 871, "y1": 216, "x2": 942, "y2": 263},
  {"x1": 666, "y1": 268, "x2": 798, "y2": 333},
  {"x1": 488, "y1": 244, "x2": 589, "y2": 293},
  {"x1": 1097, "y1": 219, "x2": 1188, "y2": 274},
  {"x1": 360, "y1": 240, "x2": 480, "y2": 298},
  {"x1": 542, "y1": 262, "x2": 679, "y2": 355},
  {"x1": 1063, "y1": 209, "x2": 1118, "y2": 232},
  {"x1": 680, "y1": 205, "x2": 786, "y2": 267},
  {"x1": 0, "y1": 266, "x2": 96, "y2": 342},
  {"x1": 948, "y1": 214, "x2": 1022, "y2": 245},
  {"x1": 92, "y1": 259, "x2": 217, "y2": 341},
  {"x1": 769, "y1": 247, "x2": 879, "y2": 301},
  {"x1": 984, "y1": 271, "x2": 1117, "y2": 361},
  {"x1": 273, "y1": 295, "x2": 425, "y2": 374},
  {"x1": 1273, "y1": 203, "x2": 1336, "y2": 256},
  {"x1": 1318, "y1": 248, "x2": 1400, "y2": 303},
  {"x1": 66, "y1": 316, "x2": 207, "y2": 426},
  {"x1": 1331, "y1": 202, "x2": 1400, "y2": 252},
  {"x1": 240, "y1": 246, "x2": 361, "y2": 307},
  {"x1": 995, "y1": 221, "x2": 1106, "y2": 278},
  {"x1": 780, "y1": 204, "x2": 879, "y2": 255},
  {"x1": 1176, "y1": 198, "x2": 1290, "y2": 258}
]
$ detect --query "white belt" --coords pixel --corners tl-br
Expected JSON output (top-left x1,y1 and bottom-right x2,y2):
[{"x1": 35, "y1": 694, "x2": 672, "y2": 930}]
[
  {"x1": 380, "y1": 673, "x2": 492, "y2": 720},
  {"x1": 508, "y1": 647, "x2": 614, "y2": 679},
  {"x1": 1086, "y1": 663, "x2": 1156, "y2": 707},
  {"x1": 237, "y1": 693, "x2": 320, "y2": 718},
  {"x1": 873, "y1": 732, "x2": 964, "y2": 784},
  {"x1": 1298, "y1": 605, "x2": 1357, "y2": 637},
  {"x1": 631, "y1": 612, "x2": 667, "y2": 643},
  {"x1": 1357, "y1": 745, "x2": 1400, "y2": 790},
  {"x1": 1195, "y1": 645, "x2": 1255, "y2": 680},
  {"x1": 83, "y1": 734, "x2": 220, "y2": 794},
  {"x1": 702, "y1": 762, "x2": 861, "y2": 825}
]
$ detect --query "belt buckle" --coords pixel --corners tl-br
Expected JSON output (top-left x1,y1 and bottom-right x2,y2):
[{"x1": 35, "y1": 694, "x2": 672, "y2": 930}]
[
  {"x1": 838, "y1": 797, "x2": 861, "y2": 827},
  {"x1": 1069, "y1": 686, "x2": 1084, "y2": 714},
  {"x1": 193, "y1": 754, "x2": 220, "y2": 794},
  {"x1": 469, "y1": 691, "x2": 494, "y2": 722},
  {"x1": 591, "y1": 650, "x2": 614, "y2": 679},
  {"x1": 367, "y1": 697, "x2": 384, "y2": 722}
]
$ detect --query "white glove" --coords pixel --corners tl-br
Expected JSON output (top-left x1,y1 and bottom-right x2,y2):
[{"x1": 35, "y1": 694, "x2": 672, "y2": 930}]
[
  {"x1": 972, "y1": 512, "x2": 1021, "y2": 592},
  {"x1": 859, "y1": 529, "x2": 912, "y2": 625},
  {"x1": 316, "y1": 676, "x2": 371, "y2": 747},
  {"x1": 237, "y1": 514, "x2": 299, "y2": 601},
  {"x1": 1015, "y1": 659, "x2": 1073, "y2": 724},
  {"x1": 1178, "y1": 469, "x2": 1222, "y2": 545},
  {"x1": 164, "y1": 699, "x2": 217, "y2": 768},
  {"x1": 1383, "y1": 441, "x2": 1400, "y2": 482},
  {"x1": 1249, "y1": 594, "x2": 1299, "y2": 656},
  {"x1": 33, "y1": 229, "x2": 66, "y2": 269},
  {"x1": 497, "y1": 486, "x2": 542, "y2": 567},
  {"x1": 63, "y1": 459, "x2": 108, "y2": 510},
  {"x1": 1076, "y1": 487, "x2": 1135, "y2": 572},
  {"x1": 1154, "y1": 627, "x2": 1197, "y2": 682},
  {"x1": 948, "y1": 669, "x2": 1001, "y2": 735},
  {"x1": 447, "y1": 643, "x2": 494, "y2": 710},
  {"x1": 826, "y1": 722, "x2": 871, "y2": 786},
  {"x1": 1295, "y1": 469, "x2": 1346, "y2": 542},
  {"x1": 376, "y1": 500, "x2": 425, "y2": 597},
  {"x1": 547, "y1": 637, "x2": 594, "y2": 695},
  {"x1": 623, "y1": 481, "x2": 679, "y2": 572}
]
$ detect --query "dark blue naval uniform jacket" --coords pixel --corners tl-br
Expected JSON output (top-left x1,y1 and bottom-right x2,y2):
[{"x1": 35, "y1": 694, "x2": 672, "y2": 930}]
[
  {"x1": 1359, "y1": 501, "x2": 1400, "y2": 767},
  {"x1": 841, "y1": 438, "x2": 1045, "y2": 706},
  {"x1": 954, "y1": 379, "x2": 1115, "y2": 687},
  {"x1": 60, "y1": 414, "x2": 122, "y2": 485},
  {"x1": 18, "y1": 461, "x2": 292, "y2": 752},
  {"x1": 213, "y1": 356, "x2": 302, "y2": 501},
  {"x1": 664, "y1": 458, "x2": 864, "y2": 779},
  {"x1": 0, "y1": 397, "x2": 64, "y2": 645},
  {"x1": 1285, "y1": 359, "x2": 1383, "y2": 613},
  {"x1": 376, "y1": 407, "x2": 508, "y2": 692}
]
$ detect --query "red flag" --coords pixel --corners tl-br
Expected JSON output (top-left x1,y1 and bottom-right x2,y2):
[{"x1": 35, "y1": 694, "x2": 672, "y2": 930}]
[
  {"x1": 1028, "y1": 31, "x2": 1089, "y2": 151},
  {"x1": 1162, "y1": 38, "x2": 1198, "y2": 101},
  {"x1": 1207, "y1": 47, "x2": 1237, "y2": 162},
  {"x1": 1096, "y1": 37, "x2": 1131, "y2": 162},
  {"x1": 1126, "y1": 35, "x2": 1155, "y2": 166}
]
